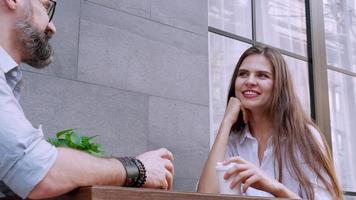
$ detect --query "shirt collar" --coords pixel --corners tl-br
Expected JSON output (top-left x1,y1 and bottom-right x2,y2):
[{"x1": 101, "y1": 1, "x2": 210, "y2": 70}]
[
  {"x1": 0, "y1": 47, "x2": 18, "y2": 73},
  {"x1": 238, "y1": 125, "x2": 275, "y2": 149},
  {"x1": 239, "y1": 125, "x2": 255, "y2": 145}
]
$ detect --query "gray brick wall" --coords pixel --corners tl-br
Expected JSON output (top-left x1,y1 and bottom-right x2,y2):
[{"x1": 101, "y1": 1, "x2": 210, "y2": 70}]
[{"x1": 20, "y1": 0, "x2": 209, "y2": 192}]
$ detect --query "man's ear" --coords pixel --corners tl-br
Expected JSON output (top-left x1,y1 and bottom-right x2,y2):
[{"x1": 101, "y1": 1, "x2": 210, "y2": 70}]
[{"x1": 4, "y1": 0, "x2": 19, "y2": 10}]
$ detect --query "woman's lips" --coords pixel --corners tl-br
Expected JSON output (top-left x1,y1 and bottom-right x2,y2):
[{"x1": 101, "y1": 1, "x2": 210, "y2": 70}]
[{"x1": 242, "y1": 90, "x2": 260, "y2": 99}]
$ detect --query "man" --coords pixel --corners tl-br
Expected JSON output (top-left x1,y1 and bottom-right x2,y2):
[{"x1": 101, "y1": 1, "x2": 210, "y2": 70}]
[{"x1": 0, "y1": 0, "x2": 174, "y2": 199}]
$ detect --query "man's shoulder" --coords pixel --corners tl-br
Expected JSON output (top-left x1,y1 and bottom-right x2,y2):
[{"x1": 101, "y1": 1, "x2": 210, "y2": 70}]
[
  {"x1": 0, "y1": 68, "x2": 6, "y2": 81},
  {"x1": 0, "y1": 47, "x2": 18, "y2": 74}
]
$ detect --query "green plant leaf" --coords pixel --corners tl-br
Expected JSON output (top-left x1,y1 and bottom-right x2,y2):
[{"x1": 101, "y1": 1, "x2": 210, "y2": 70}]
[
  {"x1": 56, "y1": 128, "x2": 74, "y2": 138},
  {"x1": 48, "y1": 128, "x2": 106, "y2": 157},
  {"x1": 70, "y1": 133, "x2": 82, "y2": 145},
  {"x1": 88, "y1": 135, "x2": 98, "y2": 140},
  {"x1": 56, "y1": 138, "x2": 71, "y2": 147},
  {"x1": 64, "y1": 132, "x2": 72, "y2": 141}
]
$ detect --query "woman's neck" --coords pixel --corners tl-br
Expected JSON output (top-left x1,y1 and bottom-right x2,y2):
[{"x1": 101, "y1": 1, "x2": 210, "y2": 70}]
[
  {"x1": 248, "y1": 111, "x2": 273, "y2": 144},
  {"x1": 248, "y1": 111, "x2": 274, "y2": 165}
]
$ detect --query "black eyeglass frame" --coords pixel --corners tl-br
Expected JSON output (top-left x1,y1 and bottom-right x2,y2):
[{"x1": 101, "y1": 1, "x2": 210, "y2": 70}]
[{"x1": 48, "y1": 0, "x2": 56, "y2": 22}]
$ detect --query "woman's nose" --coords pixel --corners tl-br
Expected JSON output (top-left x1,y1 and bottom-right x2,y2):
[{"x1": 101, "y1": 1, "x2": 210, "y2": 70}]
[{"x1": 245, "y1": 75, "x2": 257, "y2": 86}]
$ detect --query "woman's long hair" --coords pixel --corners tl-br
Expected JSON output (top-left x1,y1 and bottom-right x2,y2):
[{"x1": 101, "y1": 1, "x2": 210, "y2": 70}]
[{"x1": 227, "y1": 46, "x2": 342, "y2": 199}]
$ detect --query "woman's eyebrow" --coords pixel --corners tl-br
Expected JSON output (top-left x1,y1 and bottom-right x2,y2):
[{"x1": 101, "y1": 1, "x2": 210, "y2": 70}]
[{"x1": 256, "y1": 70, "x2": 272, "y2": 74}]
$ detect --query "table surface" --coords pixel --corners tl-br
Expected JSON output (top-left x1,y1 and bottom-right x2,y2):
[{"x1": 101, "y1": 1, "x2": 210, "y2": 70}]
[{"x1": 48, "y1": 185, "x2": 286, "y2": 200}]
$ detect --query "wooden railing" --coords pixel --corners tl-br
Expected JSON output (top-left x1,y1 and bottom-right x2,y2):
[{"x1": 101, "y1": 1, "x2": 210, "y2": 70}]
[{"x1": 49, "y1": 186, "x2": 284, "y2": 200}]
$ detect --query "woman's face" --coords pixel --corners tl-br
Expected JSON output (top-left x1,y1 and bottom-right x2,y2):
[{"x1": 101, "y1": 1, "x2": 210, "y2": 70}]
[{"x1": 235, "y1": 54, "x2": 274, "y2": 112}]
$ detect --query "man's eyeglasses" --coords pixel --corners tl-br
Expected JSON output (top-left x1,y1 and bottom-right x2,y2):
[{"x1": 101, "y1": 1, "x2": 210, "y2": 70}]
[{"x1": 47, "y1": 0, "x2": 56, "y2": 22}]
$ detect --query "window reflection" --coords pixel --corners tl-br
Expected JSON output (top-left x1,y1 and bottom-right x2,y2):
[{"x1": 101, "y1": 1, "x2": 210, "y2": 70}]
[
  {"x1": 283, "y1": 56, "x2": 310, "y2": 115},
  {"x1": 328, "y1": 70, "x2": 356, "y2": 191},
  {"x1": 209, "y1": 33, "x2": 251, "y2": 142},
  {"x1": 255, "y1": 0, "x2": 307, "y2": 56},
  {"x1": 324, "y1": 0, "x2": 356, "y2": 73},
  {"x1": 209, "y1": 0, "x2": 252, "y2": 38}
]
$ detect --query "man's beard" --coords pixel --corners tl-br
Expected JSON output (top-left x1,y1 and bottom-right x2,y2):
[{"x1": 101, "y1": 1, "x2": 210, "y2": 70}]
[{"x1": 16, "y1": 20, "x2": 53, "y2": 69}]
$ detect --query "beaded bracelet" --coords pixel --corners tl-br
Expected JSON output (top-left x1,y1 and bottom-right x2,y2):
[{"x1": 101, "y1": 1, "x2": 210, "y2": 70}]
[
  {"x1": 116, "y1": 157, "x2": 146, "y2": 187},
  {"x1": 131, "y1": 158, "x2": 147, "y2": 187}
]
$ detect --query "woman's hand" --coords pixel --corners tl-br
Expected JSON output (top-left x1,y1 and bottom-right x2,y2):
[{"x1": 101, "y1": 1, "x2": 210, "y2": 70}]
[
  {"x1": 223, "y1": 156, "x2": 280, "y2": 195},
  {"x1": 223, "y1": 97, "x2": 249, "y2": 125}
]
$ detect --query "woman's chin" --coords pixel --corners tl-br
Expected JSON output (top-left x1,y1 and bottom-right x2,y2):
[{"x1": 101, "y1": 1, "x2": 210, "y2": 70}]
[
  {"x1": 240, "y1": 104, "x2": 254, "y2": 112},
  {"x1": 240, "y1": 102, "x2": 263, "y2": 112},
  {"x1": 240, "y1": 100, "x2": 254, "y2": 109}
]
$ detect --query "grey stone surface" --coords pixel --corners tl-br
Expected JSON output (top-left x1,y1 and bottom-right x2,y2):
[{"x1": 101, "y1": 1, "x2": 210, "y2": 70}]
[
  {"x1": 86, "y1": 0, "x2": 150, "y2": 18},
  {"x1": 20, "y1": 71, "x2": 148, "y2": 157},
  {"x1": 150, "y1": 0, "x2": 208, "y2": 35},
  {"x1": 148, "y1": 96, "x2": 209, "y2": 179},
  {"x1": 78, "y1": 2, "x2": 209, "y2": 106},
  {"x1": 173, "y1": 177, "x2": 199, "y2": 192},
  {"x1": 19, "y1": 0, "x2": 210, "y2": 192},
  {"x1": 22, "y1": 0, "x2": 81, "y2": 80}
]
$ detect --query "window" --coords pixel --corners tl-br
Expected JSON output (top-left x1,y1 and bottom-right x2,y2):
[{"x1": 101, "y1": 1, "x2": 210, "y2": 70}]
[
  {"x1": 209, "y1": 0, "x2": 252, "y2": 39},
  {"x1": 324, "y1": 0, "x2": 356, "y2": 73},
  {"x1": 256, "y1": 0, "x2": 308, "y2": 56},
  {"x1": 323, "y1": 0, "x2": 356, "y2": 195},
  {"x1": 283, "y1": 55, "x2": 310, "y2": 115},
  {"x1": 209, "y1": 0, "x2": 311, "y2": 141},
  {"x1": 209, "y1": 1, "x2": 356, "y2": 197},
  {"x1": 209, "y1": 33, "x2": 251, "y2": 142}
]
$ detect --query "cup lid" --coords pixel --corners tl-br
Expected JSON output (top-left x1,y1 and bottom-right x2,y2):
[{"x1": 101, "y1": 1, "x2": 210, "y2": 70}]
[{"x1": 215, "y1": 162, "x2": 236, "y2": 171}]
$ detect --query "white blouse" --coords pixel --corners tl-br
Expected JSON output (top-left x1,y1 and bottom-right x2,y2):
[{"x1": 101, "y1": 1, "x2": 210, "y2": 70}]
[{"x1": 225, "y1": 125, "x2": 332, "y2": 199}]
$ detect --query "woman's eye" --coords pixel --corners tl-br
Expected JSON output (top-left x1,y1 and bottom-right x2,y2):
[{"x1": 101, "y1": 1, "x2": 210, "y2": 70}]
[
  {"x1": 238, "y1": 72, "x2": 248, "y2": 77},
  {"x1": 258, "y1": 74, "x2": 269, "y2": 78}
]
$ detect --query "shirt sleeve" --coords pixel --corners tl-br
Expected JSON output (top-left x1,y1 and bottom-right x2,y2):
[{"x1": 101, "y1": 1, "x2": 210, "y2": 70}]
[
  {"x1": 0, "y1": 71, "x2": 58, "y2": 199},
  {"x1": 299, "y1": 165, "x2": 333, "y2": 200}
]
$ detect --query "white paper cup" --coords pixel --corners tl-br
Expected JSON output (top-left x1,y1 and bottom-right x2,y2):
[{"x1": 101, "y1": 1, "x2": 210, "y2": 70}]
[{"x1": 215, "y1": 162, "x2": 241, "y2": 195}]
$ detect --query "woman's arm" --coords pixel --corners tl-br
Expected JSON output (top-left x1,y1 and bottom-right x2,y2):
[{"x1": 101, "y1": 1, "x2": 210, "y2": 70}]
[{"x1": 197, "y1": 97, "x2": 242, "y2": 193}]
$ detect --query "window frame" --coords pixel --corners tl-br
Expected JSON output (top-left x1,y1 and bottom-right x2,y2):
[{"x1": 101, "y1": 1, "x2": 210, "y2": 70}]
[{"x1": 208, "y1": 0, "x2": 356, "y2": 196}]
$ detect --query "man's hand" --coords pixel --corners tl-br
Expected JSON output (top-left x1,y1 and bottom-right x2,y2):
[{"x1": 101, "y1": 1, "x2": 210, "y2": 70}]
[{"x1": 136, "y1": 148, "x2": 174, "y2": 190}]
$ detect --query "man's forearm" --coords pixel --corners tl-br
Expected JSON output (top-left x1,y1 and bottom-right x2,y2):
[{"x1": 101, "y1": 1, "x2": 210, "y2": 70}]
[{"x1": 28, "y1": 147, "x2": 126, "y2": 199}]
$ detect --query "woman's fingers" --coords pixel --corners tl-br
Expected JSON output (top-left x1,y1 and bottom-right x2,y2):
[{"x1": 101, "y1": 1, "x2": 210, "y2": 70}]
[
  {"x1": 242, "y1": 107, "x2": 247, "y2": 124},
  {"x1": 241, "y1": 106, "x2": 249, "y2": 124},
  {"x1": 242, "y1": 174, "x2": 260, "y2": 193},
  {"x1": 224, "y1": 163, "x2": 249, "y2": 179},
  {"x1": 229, "y1": 169, "x2": 254, "y2": 189},
  {"x1": 223, "y1": 156, "x2": 247, "y2": 165},
  {"x1": 224, "y1": 97, "x2": 242, "y2": 124}
]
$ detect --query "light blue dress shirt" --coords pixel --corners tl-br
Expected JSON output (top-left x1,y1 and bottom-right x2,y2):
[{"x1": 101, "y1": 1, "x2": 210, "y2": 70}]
[
  {"x1": 225, "y1": 125, "x2": 332, "y2": 199},
  {"x1": 0, "y1": 47, "x2": 58, "y2": 199}
]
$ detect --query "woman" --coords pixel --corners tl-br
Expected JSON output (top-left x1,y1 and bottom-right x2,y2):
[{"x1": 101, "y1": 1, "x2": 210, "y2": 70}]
[{"x1": 197, "y1": 46, "x2": 342, "y2": 199}]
